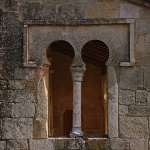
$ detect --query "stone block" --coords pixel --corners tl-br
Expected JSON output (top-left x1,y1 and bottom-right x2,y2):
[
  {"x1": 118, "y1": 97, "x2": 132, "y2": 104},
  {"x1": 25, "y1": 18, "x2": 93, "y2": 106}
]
[
  {"x1": 120, "y1": 3, "x2": 140, "y2": 18},
  {"x1": 110, "y1": 138, "x2": 129, "y2": 150},
  {"x1": 5, "y1": 0, "x2": 18, "y2": 11},
  {"x1": 2, "y1": 34, "x2": 22, "y2": 49},
  {"x1": 135, "y1": 31, "x2": 150, "y2": 66},
  {"x1": 84, "y1": 3, "x2": 105, "y2": 19},
  {"x1": 65, "y1": 138, "x2": 88, "y2": 149},
  {"x1": 54, "y1": 139, "x2": 65, "y2": 149},
  {"x1": 2, "y1": 12, "x2": 21, "y2": 35},
  {"x1": 0, "y1": 90, "x2": 35, "y2": 103},
  {"x1": 0, "y1": 119, "x2": 2, "y2": 139},
  {"x1": 0, "y1": 80, "x2": 7, "y2": 90},
  {"x1": 2, "y1": 118, "x2": 33, "y2": 139},
  {"x1": 12, "y1": 101, "x2": 35, "y2": 118},
  {"x1": 130, "y1": 139, "x2": 148, "y2": 150},
  {"x1": 136, "y1": 90, "x2": 149, "y2": 105},
  {"x1": 119, "y1": 90, "x2": 135, "y2": 105},
  {"x1": 20, "y1": 3, "x2": 38, "y2": 20},
  {"x1": 36, "y1": 4, "x2": 56, "y2": 21},
  {"x1": 6, "y1": 48, "x2": 22, "y2": 69},
  {"x1": 136, "y1": 20, "x2": 150, "y2": 31},
  {"x1": 26, "y1": 81, "x2": 37, "y2": 90},
  {"x1": 87, "y1": 139, "x2": 109, "y2": 149},
  {"x1": 6, "y1": 139, "x2": 28, "y2": 150},
  {"x1": 119, "y1": 67, "x2": 143, "y2": 90},
  {"x1": 14, "y1": 67, "x2": 35, "y2": 80},
  {"x1": 8, "y1": 80, "x2": 25, "y2": 90},
  {"x1": 56, "y1": 4, "x2": 84, "y2": 20},
  {"x1": 141, "y1": 7, "x2": 150, "y2": 18},
  {"x1": 128, "y1": 106, "x2": 150, "y2": 116},
  {"x1": 0, "y1": 49, "x2": 7, "y2": 70},
  {"x1": 0, "y1": 102, "x2": 12, "y2": 117},
  {"x1": 119, "y1": 105, "x2": 128, "y2": 116},
  {"x1": 0, "y1": 70, "x2": 14, "y2": 80},
  {"x1": 0, "y1": 141, "x2": 5, "y2": 150},
  {"x1": 105, "y1": 3, "x2": 119, "y2": 18},
  {"x1": 29, "y1": 139, "x2": 55, "y2": 150},
  {"x1": 144, "y1": 68, "x2": 150, "y2": 92},
  {"x1": 119, "y1": 116, "x2": 149, "y2": 138}
]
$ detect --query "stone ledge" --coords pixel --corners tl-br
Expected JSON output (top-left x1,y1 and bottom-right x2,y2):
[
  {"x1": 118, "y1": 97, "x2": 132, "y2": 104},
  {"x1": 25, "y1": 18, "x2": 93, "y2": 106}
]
[
  {"x1": 24, "y1": 18, "x2": 134, "y2": 25},
  {"x1": 29, "y1": 138, "x2": 110, "y2": 150}
]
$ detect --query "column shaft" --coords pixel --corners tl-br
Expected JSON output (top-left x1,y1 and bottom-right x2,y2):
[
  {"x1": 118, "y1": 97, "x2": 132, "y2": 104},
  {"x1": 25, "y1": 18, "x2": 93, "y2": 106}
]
[{"x1": 70, "y1": 66, "x2": 85, "y2": 137}]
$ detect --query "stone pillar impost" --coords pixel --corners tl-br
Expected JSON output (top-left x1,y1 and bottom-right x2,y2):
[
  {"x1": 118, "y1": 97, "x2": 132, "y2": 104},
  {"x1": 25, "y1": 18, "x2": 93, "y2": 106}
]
[{"x1": 70, "y1": 66, "x2": 86, "y2": 138}]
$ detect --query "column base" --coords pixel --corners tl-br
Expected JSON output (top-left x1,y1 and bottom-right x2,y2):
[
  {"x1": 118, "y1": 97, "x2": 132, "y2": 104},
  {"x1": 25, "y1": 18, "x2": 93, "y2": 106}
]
[{"x1": 70, "y1": 128, "x2": 84, "y2": 138}]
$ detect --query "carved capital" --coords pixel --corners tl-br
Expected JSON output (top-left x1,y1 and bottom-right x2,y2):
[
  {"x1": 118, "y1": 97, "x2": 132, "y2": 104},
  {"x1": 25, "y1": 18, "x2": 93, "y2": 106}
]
[{"x1": 70, "y1": 66, "x2": 86, "y2": 82}]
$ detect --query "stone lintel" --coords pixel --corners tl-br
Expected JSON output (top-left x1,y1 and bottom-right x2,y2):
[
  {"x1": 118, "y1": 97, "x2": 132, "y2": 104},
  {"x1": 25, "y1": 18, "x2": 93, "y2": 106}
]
[{"x1": 24, "y1": 19, "x2": 134, "y2": 25}]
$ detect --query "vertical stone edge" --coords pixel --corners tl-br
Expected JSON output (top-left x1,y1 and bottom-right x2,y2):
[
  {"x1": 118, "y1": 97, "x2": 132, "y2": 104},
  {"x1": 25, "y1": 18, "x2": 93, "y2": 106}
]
[
  {"x1": 33, "y1": 67, "x2": 49, "y2": 139},
  {"x1": 107, "y1": 66, "x2": 118, "y2": 138},
  {"x1": 130, "y1": 22, "x2": 135, "y2": 64}
]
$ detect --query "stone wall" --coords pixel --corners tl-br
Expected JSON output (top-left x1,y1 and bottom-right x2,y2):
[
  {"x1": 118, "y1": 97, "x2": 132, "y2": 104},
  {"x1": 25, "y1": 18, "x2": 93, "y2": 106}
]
[{"x1": 0, "y1": 0, "x2": 150, "y2": 149}]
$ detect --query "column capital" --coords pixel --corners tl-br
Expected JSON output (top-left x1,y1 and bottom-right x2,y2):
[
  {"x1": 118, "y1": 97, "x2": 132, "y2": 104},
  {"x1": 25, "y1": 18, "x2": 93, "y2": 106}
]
[{"x1": 70, "y1": 66, "x2": 86, "y2": 81}]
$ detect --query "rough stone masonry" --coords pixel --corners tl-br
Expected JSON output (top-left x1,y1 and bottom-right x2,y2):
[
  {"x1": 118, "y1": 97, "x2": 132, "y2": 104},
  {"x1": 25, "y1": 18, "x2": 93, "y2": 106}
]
[{"x1": 0, "y1": 0, "x2": 150, "y2": 150}]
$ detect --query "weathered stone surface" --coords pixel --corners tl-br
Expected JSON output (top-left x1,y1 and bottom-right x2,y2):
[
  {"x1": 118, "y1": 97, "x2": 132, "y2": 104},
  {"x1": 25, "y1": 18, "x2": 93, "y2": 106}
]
[
  {"x1": 18, "y1": 0, "x2": 43, "y2": 3},
  {"x1": 0, "y1": 70, "x2": 14, "y2": 80},
  {"x1": 110, "y1": 138, "x2": 129, "y2": 150},
  {"x1": 119, "y1": 67, "x2": 143, "y2": 90},
  {"x1": 2, "y1": 12, "x2": 21, "y2": 36},
  {"x1": 14, "y1": 67, "x2": 35, "y2": 80},
  {"x1": 3, "y1": 0, "x2": 18, "y2": 11},
  {"x1": 0, "y1": 119, "x2": 2, "y2": 139},
  {"x1": 30, "y1": 139, "x2": 55, "y2": 150},
  {"x1": 0, "y1": 49, "x2": 7, "y2": 70},
  {"x1": 12, "y1": 102, "x2": 35, "y2": 118},
  {"x1": 8, "y1": 80, "x2": 26, "y2": 90},
  {"x1": 135, "y1": 32, "x2": 150, "y2": 66},
  {"x1": 0, "y1": 141, "x2": 5, "y2": 150},
  {"x1": 43, "y1": 0, "x2": 74, "y2": 3},
  {"x1": 0, "y1": 90, "x2": 35, "y2": 103},
  {"x1": 141, "y1": 7, "x2": 150, "y2": 18},
  {"x1": 0, "y1": 102, "x2": 12, "y2": 117},
  {"x1": 86, "y1": 138, "x2": 109, "y2": 150},
  {"x1": 105, "y1": 3, "x2": 119, "y2": 18},
  {"x1": 119, "y1": 116, "x2": 149, "y2": 138},
  {"x1": 6, "y1": 139, "x2": 28, "y2": 150},
  {"x1": 26, "y1": 81, "x2": 37, "y2": 90},
  {"x1": 130, "y1": 139, "x2": 148, "y2": 150},
  {"x1": 119, "y1": 90, "x2": 135, "y2": 105},
  {"x1": 144, "y1": 68, "x2": 150, "y2": 91},
  {"x1": 33, "y1": 77, "x2": 48, "y2": 138},
  {"x1": 0, "y1": 80, "x2": 7, "y2": 90},
  {"x1": 2, "y1": 118, "x2": 33, "y2": 139},
  {"x1": 56, "y1": 4, "x2": 84, "y2": 20},
  {"x1": 128, "y1": 106, "x2": 150, "y2": 116},
  {"x1": 84, "y1": 3, "x2": 105, "y2": 19},
  {"x1": 107, "y1": 66, "x2": 118, "y2": 138},
  {"x1": 6, "y1": 48, "x2": 22, "y2": 69},
  {"x1": 30, "y1": 138, "x2": 110, "y2": 150},
  {"x1": 119, "y1": 105, "x2": 128, "y2": 116},
  {"x1": 136, "y1": 20, "x2": 150, "y2": 31},
  {"x1": 136, "y1": 90, "x2": 149, "y2": 105},
  {"x1": 120, "y1": 3, "x2": 140, "y2": 18}
]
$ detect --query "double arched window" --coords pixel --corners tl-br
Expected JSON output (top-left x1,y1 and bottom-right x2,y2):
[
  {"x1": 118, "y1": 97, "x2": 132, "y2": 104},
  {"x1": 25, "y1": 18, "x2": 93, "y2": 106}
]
[{"x1": 47, "y1": 40, "x2": 109, "y2": 137}]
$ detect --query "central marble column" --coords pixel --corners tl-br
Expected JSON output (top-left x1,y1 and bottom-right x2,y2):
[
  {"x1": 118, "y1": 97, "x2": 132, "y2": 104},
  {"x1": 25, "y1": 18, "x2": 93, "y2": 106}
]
[{"x1": 70, "y1": 66, "x2": 86, "y2": 137}]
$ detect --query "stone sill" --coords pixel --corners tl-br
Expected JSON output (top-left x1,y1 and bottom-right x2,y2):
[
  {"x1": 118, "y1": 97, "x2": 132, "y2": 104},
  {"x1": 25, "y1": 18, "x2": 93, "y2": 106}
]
[
  {"x1": 30, "y1": 137, "x2": 110, "y2": 150},
  {"x1": 120, "y1": 62, "x2": 134, "y2": 67}
]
